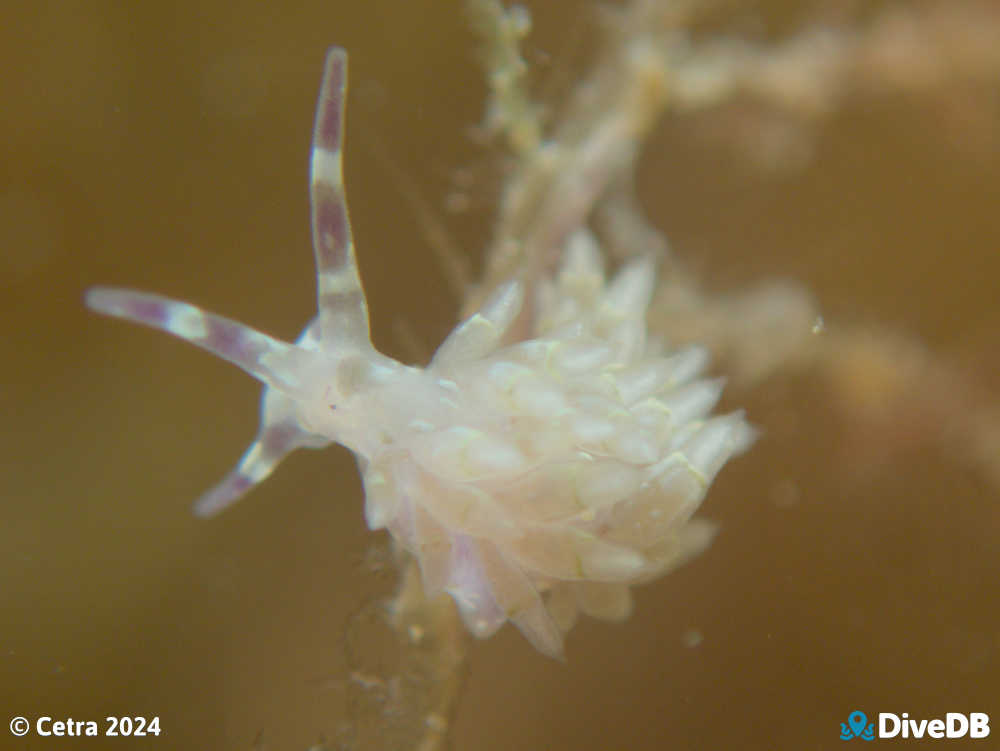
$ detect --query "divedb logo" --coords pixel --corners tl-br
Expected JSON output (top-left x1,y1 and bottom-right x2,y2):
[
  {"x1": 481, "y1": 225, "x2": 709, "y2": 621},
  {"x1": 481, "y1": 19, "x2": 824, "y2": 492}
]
[{"x1": 840, "y1": 710, "x2": 990, "y2": 741}]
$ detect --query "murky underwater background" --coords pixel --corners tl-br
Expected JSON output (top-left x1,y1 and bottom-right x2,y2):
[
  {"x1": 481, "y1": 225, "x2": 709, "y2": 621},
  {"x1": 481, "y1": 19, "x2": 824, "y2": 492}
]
[{"x1": 1, "y1": 0, "x2": 998, "y2": 749}]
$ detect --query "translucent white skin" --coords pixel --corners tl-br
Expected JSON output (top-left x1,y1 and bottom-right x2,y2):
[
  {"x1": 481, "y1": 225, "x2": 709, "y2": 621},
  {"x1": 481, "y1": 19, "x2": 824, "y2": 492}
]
[{"x1": 87, "y1": 49, "x2": 753, "y2": 658}]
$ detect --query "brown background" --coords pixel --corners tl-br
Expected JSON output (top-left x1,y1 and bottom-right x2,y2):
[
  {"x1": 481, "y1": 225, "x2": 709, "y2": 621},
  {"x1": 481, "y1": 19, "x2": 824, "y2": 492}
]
[{"x1": 1, "y1": 0, "x2": 997, "y2": 749}]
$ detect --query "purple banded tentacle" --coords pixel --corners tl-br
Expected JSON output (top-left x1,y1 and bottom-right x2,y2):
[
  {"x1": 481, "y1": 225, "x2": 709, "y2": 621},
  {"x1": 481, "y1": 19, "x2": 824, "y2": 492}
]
[
  {"x1": 193, "y1": 412, "x2": 330, "y2": 516},
  {"x1": 310, "y1": 47, "x2": 370, "y2": 348},
  {"x1": 193, "y1": 320, "x2": 331, "y2": 516},
  {"x1": 85, "y1": 287, "x2": 313, "y2": 397}
]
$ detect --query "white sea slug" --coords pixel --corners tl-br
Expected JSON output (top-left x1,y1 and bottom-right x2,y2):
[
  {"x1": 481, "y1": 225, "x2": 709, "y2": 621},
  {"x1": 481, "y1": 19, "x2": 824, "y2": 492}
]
[{"x1": 87, "y1": 49, "x2": 753, "y2": 658}]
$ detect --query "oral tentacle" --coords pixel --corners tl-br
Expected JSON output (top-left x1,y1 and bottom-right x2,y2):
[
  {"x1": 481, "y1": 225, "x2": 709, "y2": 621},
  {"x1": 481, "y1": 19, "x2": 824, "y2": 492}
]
[{"x1": 86, "y1": 287, "x2": 315, "y2": 398}]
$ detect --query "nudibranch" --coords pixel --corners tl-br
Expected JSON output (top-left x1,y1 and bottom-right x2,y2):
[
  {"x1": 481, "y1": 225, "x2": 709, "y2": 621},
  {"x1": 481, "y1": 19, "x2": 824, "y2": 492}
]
[{"x1": 88, "y1": 49, "x2": 753, "y2": 658}]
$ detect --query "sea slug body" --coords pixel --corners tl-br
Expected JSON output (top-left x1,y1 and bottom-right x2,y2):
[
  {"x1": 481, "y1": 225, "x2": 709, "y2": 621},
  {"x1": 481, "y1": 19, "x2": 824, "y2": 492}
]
[{"x1": 87, "y1": 48, "x2": 753, "y2": 658}]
